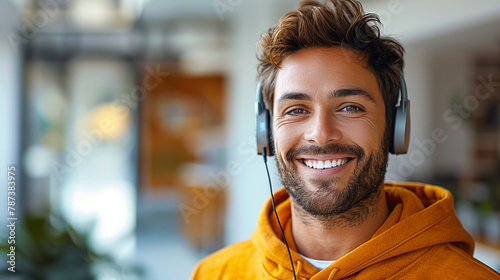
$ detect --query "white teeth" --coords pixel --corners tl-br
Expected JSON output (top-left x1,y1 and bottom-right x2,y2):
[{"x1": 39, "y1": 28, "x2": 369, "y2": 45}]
[{"x1": 303, "y1": 159, "x2": 349, "y2": 169}]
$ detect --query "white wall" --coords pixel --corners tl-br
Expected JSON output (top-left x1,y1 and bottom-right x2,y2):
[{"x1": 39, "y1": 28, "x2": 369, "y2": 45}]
[
  {"x1": 224, "y1": 0, "x2": 285, "y2": 246},
  {"x1": 386, "y1": 46, "x2": 435, "y2": 181},
  {"x1": 363, "y1": 0, "x2": 500, "y2": 182},
  {"x1": 363, "y1": 0, "x2": 500, "y2": 44},
  {"x1": 429, "y1": 50, "x2": 474, "y2": 175}
]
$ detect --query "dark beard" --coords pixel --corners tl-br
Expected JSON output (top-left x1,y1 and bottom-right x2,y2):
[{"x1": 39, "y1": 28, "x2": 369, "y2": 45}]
[{"x1": 276, "y1": 136, "x2": 389, "y2": 227}]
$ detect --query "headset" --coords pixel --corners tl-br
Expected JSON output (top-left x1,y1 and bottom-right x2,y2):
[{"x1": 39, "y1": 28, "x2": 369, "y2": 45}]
[
  {"x1": 255, "y1": 72, "x2": 411, "y2": 156},
  {"x1": 255, "y1": 78, "x2": 274, "y2": 156},
  {"x1": 390, "y1": 73, "x2": 410, "y2": 154}
]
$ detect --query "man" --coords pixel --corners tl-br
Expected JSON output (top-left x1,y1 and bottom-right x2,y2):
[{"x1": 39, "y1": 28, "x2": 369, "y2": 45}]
[{"x1": 191, "y1": 0, "x2": 500, "y2": 279}]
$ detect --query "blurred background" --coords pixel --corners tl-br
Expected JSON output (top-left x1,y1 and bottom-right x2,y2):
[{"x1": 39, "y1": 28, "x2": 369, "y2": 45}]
[{"x1": 0, "y1": 0, "x2": 499, "y2": 279}]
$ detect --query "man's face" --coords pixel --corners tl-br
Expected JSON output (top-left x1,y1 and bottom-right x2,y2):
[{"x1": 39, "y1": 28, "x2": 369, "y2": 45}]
[{"x1": 273, "y1": 47, "x2": 389, "y2": 216}]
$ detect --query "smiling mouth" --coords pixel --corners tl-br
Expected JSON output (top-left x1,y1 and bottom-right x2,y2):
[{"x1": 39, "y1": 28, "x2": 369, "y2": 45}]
[{"x1": 301, "y1": 158, "x2": 353, "y2": 170}]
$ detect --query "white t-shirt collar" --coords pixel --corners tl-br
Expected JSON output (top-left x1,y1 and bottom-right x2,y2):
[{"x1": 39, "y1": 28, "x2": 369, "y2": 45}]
[{"x1": 298, "y1": 253, "x2": 335, "y2": 271}]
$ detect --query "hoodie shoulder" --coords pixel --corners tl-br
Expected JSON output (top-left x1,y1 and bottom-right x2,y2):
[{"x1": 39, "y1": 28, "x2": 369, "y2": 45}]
[
  {"x1": 190, "y1": 240, "x2": 259, "y2": 280},
  {"x1": 377, "y1": 183, "x2": 500, "y2": 279},
  {"x1": 388, "y1": 243, "x2": 500, "y2": 279},
  {"x1": 442, "y1": 243, "x2": 500, "y2": 278}
]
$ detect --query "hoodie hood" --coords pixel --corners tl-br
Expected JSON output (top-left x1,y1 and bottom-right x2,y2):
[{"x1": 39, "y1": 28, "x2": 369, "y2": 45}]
[{"x1": 250, "y1": 182, "x2": 475, "y2": 279}]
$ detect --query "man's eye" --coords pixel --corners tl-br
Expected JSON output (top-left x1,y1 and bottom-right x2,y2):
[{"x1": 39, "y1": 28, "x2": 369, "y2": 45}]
[
  {"x1": 286, "y1": 108, "x2": 308, "y2": 116},
  {"x1": 342, "y1": 105, "x2": 362, "y2": 113}
]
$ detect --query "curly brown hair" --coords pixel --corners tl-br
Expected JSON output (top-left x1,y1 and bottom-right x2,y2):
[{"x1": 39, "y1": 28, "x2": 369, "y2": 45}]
[{"x1": 257, "y1": 0, "x2": 405, "y2": 139}]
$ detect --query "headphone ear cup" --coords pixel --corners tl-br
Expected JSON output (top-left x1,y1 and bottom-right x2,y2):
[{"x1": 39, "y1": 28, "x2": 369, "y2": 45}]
[
  {"x1": 256, "y1": 108, "x2": 274, "y2": 156},
  {"x1": 255, "y1": 77, "x2": 274, "y2": 156},
  {"x1": 390, "y1": 100, "x2": 410, "y2": 154}
]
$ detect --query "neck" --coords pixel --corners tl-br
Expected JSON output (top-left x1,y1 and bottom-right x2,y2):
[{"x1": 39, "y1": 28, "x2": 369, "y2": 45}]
[{"x1": 291, "y1": 186, "x2": 388, "y2": 260}]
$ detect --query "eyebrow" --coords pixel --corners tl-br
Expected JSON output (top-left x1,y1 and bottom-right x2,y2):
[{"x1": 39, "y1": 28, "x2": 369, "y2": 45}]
[
  {"x1": 277, "y1": 92, "x2": 312, "y2": 104},
  {"x1": 331, "y1": 88, "x2": 375, "y2": 103},
  {"x1": 277, "y1": 88, "x2": 375, "y2": 104}
]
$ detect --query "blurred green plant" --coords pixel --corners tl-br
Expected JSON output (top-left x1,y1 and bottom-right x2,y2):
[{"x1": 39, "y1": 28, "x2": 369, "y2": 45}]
[{"x1": 0, "y1": 213, "x2": 143, "y2": 280}]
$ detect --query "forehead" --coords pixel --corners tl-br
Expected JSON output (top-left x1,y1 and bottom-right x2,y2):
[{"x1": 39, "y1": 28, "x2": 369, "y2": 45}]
[{"x1": 274, "y1": 47, "x2": 382, "y2": 103}]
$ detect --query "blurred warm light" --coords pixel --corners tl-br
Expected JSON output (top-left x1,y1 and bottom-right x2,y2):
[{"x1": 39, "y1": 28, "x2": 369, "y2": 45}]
[
  {"x1": 69, "y1": 0, "x2": 115, "y2": 29},
  {"x1": 77, "y1": 103, "x2": 130, "y2": 142},
  {"x1": 68, "y1": 0, "x2": 145, "y2": 31}
]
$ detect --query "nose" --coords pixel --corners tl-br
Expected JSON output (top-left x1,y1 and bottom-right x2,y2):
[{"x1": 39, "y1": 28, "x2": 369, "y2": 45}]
[{"x1": 303, "y1": 110, "x2": 342, "y2": 145}]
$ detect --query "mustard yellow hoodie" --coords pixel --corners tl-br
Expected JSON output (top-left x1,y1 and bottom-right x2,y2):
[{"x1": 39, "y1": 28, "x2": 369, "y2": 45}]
[{"x1": 191, "y1": 182, "x2": 500, "y2": 279}]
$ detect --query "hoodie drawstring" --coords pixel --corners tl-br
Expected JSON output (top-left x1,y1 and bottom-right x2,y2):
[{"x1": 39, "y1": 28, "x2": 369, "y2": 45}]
[
  {"x1": 327, "y1": 267, "x2": 339, "y2": 280},
  {"x1": 295, "y1": 260, "x2": 303, "y2": 278}
]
